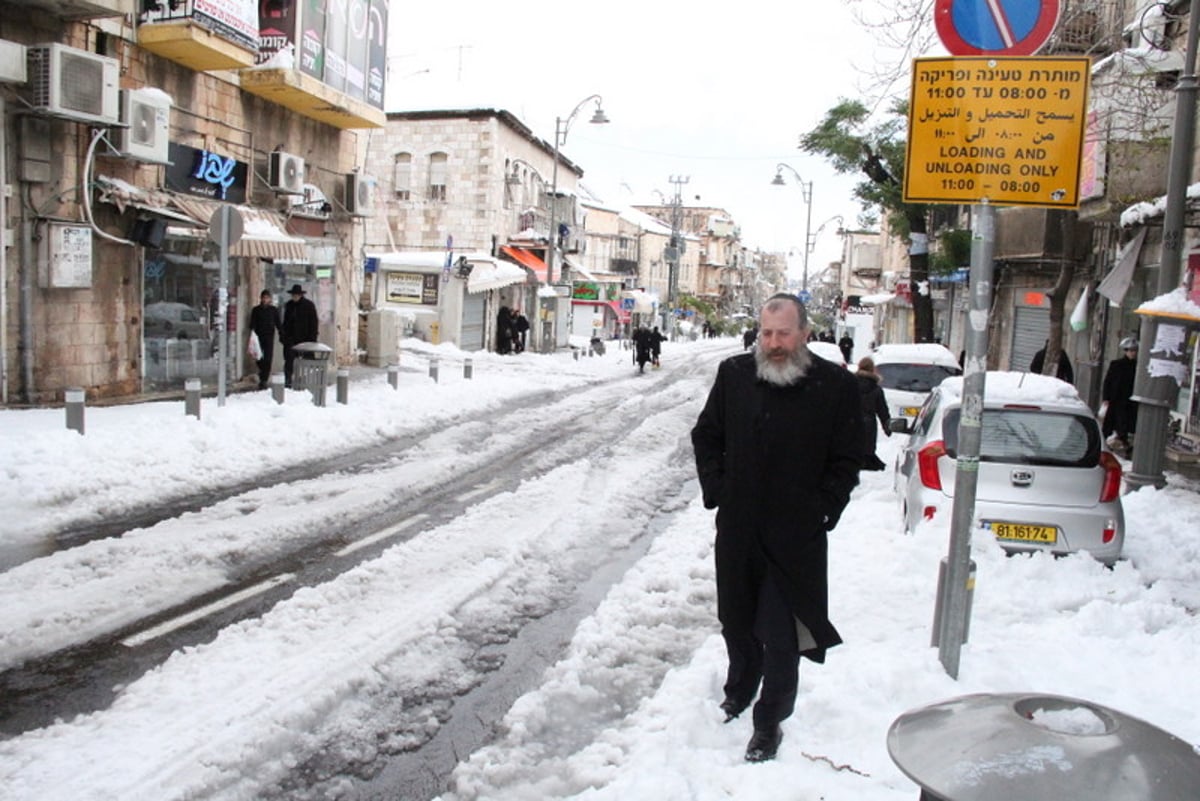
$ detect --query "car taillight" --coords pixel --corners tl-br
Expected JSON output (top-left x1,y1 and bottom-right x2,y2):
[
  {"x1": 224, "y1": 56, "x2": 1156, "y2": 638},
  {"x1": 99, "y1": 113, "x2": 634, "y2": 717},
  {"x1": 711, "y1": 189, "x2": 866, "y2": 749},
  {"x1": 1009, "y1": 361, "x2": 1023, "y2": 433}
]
[
  {"x1": 918, "y1": 440, "x2": 946, "y2": 491},
  {"x1": 1102, "y1": 521, "x2": 1117, "y2": 544},
  {"x1": 1099, "y1": 452, "x2": 1122, "y2": 502}
]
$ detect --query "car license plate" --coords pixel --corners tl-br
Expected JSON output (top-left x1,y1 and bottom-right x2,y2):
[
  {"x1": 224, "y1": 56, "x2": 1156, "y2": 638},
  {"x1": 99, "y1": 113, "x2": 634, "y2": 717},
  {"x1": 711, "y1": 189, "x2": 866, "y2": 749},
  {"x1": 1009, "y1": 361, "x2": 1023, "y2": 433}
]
[
  {"x1": 902, "y1": 406, "x2": 921, "y2": 417},
  {"x1": 986, "y1": 521, "x2": 1057, "y2": 543}
]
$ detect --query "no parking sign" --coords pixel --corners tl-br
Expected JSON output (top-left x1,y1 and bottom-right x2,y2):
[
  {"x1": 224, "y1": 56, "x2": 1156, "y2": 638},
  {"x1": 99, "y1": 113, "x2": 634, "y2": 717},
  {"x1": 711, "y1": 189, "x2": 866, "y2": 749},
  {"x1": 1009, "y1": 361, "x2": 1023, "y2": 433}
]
[{"x1": 935, "y1": 0, "x2": 1060, "y2": 56}]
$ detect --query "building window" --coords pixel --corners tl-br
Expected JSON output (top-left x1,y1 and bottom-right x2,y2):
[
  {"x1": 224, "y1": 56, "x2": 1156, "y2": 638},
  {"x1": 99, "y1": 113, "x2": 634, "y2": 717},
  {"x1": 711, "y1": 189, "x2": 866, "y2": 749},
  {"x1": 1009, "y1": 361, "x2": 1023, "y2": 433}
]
[
  {"x1": 428, "y1": 152, "x2": 448, "y2": 201},
  {"x1": 393, "y1": 153, "x2": 412, "y2": 200}
]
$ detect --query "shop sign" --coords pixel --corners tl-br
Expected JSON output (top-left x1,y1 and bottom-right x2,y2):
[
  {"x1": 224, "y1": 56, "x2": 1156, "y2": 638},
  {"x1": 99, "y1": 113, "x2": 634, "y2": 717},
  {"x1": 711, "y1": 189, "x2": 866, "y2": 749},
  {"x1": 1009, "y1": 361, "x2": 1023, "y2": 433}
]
[
  {"x1": 166, "y1": 143, "x2": 248, "y2": 204},
  {"x1": 573, "y1": 282, "x2": 601, "y2": 301},
  {"x1": 386, "y1": 271, "x2": 439, "y2": 305}
]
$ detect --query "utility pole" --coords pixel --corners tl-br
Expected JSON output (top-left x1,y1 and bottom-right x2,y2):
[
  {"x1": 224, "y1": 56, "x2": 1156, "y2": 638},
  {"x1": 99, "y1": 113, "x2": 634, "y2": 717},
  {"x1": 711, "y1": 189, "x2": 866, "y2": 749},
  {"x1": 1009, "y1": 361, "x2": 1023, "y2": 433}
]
[{"x1": 667, "y1": 175, "x2": 689, "y2": 339}]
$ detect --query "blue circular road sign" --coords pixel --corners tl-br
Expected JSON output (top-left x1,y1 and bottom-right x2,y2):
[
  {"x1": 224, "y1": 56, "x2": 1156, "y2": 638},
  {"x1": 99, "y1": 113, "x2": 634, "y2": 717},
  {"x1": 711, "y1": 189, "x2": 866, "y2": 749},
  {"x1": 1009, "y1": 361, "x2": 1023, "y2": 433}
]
[{"x1": 935, "y1": 0, "x2": 1060, "y2": 56}]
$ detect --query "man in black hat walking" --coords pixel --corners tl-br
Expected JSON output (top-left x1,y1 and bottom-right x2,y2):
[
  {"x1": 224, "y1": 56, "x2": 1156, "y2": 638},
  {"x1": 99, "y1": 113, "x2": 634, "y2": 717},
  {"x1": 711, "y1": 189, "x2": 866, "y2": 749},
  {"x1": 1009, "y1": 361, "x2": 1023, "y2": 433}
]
[{"x1": 280, "y1": 284, "x2": 319, "y2": 388}]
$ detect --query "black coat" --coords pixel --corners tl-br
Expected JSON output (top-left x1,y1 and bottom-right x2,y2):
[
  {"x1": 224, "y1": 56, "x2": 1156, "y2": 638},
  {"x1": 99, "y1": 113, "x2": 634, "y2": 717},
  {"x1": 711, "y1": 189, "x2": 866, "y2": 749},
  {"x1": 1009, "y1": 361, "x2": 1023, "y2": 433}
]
[
  {"x1": 1102, "y1": 355, "x2": 1138, "y2": 436},
  {"x1": 249, "y1": 304, "x2": 280, "y2": 353},
  {"x1": 1030, "y1": 347, "x2": 1074, "y2": 383},
  {"x1": 691, "y1": 353, "x2": 862, "y2": 662},
  {"x1": 855, "y1": 370, "x2": 890, "y2": 462},
  {"x1": 281, "y1": 296, "x2": 319, "y2": 347}
]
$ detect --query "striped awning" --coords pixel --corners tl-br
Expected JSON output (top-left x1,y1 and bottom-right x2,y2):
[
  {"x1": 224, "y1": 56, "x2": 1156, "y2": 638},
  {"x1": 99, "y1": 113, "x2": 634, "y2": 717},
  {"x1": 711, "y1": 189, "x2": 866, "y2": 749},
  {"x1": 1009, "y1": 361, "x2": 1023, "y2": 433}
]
[{"x1": 170, "y1": 197, "x2": 309, "y2": 261}]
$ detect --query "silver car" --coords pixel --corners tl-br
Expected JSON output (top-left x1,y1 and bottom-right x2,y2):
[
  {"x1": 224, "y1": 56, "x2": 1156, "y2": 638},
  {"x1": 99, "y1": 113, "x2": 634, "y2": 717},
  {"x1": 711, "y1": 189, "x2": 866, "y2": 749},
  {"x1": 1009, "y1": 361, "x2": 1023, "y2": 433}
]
[
  {"x1": 890, "y1": 371, "x2": 1125, "y2": 564},
  {"x1": 870, "y1": 343, "x2": 962, "y2": 421}
]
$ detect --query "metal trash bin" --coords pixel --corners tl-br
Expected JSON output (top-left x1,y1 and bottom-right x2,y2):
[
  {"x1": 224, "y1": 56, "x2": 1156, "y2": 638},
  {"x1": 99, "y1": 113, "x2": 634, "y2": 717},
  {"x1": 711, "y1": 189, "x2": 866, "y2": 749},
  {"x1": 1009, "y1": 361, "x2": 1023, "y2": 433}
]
[
  {"x1": 292, "y1": 342, "x2": 333, "y2": 405},
  {"x1": 887, "y1": 692, "x2": 1200, "y2": 800}
]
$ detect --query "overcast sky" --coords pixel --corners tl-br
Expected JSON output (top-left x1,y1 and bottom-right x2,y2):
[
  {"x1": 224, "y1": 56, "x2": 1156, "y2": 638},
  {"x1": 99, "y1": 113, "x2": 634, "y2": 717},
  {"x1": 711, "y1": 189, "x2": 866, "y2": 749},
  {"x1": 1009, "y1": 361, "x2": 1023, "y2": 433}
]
[{"x1": 383, "y1": 1, "x2": 885, "y2": 282}]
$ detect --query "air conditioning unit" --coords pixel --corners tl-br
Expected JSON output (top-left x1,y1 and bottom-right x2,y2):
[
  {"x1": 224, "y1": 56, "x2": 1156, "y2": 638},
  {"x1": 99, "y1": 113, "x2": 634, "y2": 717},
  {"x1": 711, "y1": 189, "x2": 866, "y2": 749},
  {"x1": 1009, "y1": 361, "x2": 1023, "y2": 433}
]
[
  {"x1": 345, "y1": 172, "x2": 376, "y2": 217},
  {"x1": 268, "y1": 151, "x2": 305, "y2": 194},
  {"x1": 26, "y1": 43, "x2": 119, "y2": 126},
  {"x1": 114, "y1": 88, "x2": 170, "y2": 164}
]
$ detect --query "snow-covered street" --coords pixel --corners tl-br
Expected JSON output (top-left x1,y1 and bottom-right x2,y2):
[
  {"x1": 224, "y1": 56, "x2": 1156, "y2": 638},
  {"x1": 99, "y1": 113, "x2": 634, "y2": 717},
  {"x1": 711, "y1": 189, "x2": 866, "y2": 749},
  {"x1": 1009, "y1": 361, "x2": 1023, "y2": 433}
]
[{"x1": 2, "y1": 336, "x2": 1199, "y2": 800}]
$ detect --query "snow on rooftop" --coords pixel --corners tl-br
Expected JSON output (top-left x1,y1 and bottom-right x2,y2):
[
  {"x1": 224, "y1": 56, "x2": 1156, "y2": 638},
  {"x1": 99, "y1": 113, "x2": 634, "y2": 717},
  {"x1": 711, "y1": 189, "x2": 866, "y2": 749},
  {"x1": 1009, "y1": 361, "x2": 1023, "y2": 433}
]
[
  {"x1": 870, "y1": 343, "x2": 960, "y2": 367},
  {"x1": 1120, "y1": 183, "x2": 1200, "y2": 228}
]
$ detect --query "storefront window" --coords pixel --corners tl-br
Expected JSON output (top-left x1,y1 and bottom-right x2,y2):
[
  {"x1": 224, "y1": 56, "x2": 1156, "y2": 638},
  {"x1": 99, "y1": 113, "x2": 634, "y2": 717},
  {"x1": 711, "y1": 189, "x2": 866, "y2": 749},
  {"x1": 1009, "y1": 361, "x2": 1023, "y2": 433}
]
[{"x1": 143, "y1": 236, "x2": 240, "y2": 392}]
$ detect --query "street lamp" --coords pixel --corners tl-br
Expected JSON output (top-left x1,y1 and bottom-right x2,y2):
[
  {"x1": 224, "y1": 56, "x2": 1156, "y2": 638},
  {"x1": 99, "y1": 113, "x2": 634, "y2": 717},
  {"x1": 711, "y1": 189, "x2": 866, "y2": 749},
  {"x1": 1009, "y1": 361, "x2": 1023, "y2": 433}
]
[
  {"x1": 547, "y1": 95, "x2": 609, "y2": 285},
  {"x1": 771, "y1": 164, "x2": 814, "y2": 293}
]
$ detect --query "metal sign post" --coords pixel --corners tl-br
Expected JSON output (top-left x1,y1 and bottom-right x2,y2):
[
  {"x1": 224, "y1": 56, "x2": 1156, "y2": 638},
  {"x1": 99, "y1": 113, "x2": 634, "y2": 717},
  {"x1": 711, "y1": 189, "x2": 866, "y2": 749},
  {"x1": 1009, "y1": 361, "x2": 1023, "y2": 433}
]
[
  {"x1": 906, "y1": 43, "x2": 1086, "y2": 678},
  {"x1": 937, "y1": 202, "x2": 996, "y2": 678},
  {"x1": 208, "y1": 206, "x2": 243, "y2": 407}
]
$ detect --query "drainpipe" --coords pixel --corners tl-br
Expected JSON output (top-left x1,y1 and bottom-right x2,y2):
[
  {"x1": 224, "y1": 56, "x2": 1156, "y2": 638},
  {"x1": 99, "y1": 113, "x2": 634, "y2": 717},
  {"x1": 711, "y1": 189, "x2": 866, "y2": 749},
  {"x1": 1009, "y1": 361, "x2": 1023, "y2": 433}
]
[{"x1": 19, "y1": 190, "x2": 34, "y2": 404}]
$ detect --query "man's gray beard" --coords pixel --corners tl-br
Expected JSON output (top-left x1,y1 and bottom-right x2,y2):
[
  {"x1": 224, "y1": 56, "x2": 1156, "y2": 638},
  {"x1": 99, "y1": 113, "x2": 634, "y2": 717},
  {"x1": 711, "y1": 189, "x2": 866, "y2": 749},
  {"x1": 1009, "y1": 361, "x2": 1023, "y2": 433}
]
[{"x1": 754, "y1": 344, "x2": 811, "y2": 386}]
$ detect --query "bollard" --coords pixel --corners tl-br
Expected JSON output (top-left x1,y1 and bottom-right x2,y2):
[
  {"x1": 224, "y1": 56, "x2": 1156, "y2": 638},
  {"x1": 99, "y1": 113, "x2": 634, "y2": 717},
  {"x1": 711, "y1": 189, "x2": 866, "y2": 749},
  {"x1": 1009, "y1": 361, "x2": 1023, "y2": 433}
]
[
  {"x1": 184, "y1": 378, "x2": 202, "y2": 419},
  {"x1": 336, "y1": 368, "x2": 349, "y2": 404},
  {"x1": 64, "y1": 387, "x2": 85, "y2": 435},
  {"x1": 573, "y1": 349, "x2": 579, "y2": 361},
  {"x1": 463, "y1": 357, "x2": 473, "y2": 380},
  {"x1": 387, "y1": 363, "x2": 399, "y2": 389},
  {"x1": 271, "y1": 372, "x2": 285, "y2": 404},
  {"x1": 429, "y1": 355, "x2": 439, "y2": 383}
]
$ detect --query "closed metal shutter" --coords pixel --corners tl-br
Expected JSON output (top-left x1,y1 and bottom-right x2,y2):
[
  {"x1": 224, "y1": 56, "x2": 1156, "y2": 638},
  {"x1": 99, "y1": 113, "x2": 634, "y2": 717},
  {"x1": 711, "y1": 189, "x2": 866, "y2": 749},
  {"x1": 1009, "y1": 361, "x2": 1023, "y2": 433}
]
[
  {"x1": 1012, "y1": 305, "x2": 1049, "y2": 372},
  {"x1": 461, "y1": 292, "x2": 486, "y2": 351}
]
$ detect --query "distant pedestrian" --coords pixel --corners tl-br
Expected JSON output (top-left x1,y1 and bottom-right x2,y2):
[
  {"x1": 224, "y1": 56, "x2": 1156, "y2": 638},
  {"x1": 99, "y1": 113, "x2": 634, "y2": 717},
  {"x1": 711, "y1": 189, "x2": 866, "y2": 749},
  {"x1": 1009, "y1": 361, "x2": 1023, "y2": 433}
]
[
  {"x1": 1102, "y1": 337, "x2": 1139, "y2": 450},
  {"x1": 633, "y1": 326, "x2": 653, "y2": 373},
  {"x1": 280, "y1": 284, "x2": 319, "y2": 389},
  {"x1": 855, "y1": 357, "x2": 891, "y2": 471},
  {"x1": 248, "y1": 289, "x2": 280, "y2": 389},
  {"x1": 1029, "y1": 340, "x2": 1074, "y2": 383},
  {"x1": 496, "y1": 306, "x2": 514, "y2": 354},
  {"x1": 838, "y1": 333, "x2": 854, "y2": 364},
  {"x1": 650, "y1": 326, "x2": 666, "y2": 367},
  {"x1": 513, "y1": 311, "x2": 530, "y2": 353},
  {"x1": 743, "y1": 324, "x2": 758, "y2": 350}
]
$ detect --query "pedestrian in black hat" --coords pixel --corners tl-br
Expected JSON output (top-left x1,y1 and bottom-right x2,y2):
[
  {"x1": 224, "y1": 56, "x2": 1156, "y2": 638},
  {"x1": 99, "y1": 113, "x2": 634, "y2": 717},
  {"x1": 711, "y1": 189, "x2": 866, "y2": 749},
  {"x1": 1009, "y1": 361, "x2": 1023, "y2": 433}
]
[{"x1": 281, "y1": 284, "x2": 319, "y2": 388}]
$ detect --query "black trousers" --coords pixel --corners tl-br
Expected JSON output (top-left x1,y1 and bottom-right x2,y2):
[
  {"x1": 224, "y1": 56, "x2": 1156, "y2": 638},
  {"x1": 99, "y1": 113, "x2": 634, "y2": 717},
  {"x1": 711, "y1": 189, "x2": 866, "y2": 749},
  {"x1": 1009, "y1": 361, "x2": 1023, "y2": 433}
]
[
  {"x1": 283, "y1": 347, "x2": 297, "y2": 387},
  {"x1": 721, "y1": 569, "x2": 801, "y2": 729}
]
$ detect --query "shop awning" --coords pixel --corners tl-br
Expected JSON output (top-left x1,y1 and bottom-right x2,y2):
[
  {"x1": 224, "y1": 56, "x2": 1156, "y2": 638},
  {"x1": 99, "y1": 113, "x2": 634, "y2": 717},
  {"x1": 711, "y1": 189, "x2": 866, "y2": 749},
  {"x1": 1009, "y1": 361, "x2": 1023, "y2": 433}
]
[
  {"x1": 499, "y1": 245, "x2": 548, "y2": 282},
  {"x1": 467, "y1": 258, "x2": 527, "y2": 294},
  {"x1": 171, "y1": 197, "x2": 309, "y2": 261},
  {"x1": 94, "y1": 174, "x2": 206, "y2": 225},
  {"x1": 608, "y1": 299, "x2": 631, "y2": 323},
  {"x1": 859, "y1": 293, "x2": 896, "y2": 306},
  {"x1": 562, "y1": 254, "x2": 598, "y2": 281}
]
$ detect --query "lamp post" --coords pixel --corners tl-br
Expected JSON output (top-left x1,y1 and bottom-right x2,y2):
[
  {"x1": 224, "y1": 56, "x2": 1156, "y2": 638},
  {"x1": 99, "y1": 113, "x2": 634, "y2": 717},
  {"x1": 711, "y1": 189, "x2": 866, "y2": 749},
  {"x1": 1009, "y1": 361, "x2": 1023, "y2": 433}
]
[
  {"x1": 542, "y1": 95, "x2": 608, "y2": 353},
  {"x1": 771, "y1": 164, "x2": 813, "y2": 294}
]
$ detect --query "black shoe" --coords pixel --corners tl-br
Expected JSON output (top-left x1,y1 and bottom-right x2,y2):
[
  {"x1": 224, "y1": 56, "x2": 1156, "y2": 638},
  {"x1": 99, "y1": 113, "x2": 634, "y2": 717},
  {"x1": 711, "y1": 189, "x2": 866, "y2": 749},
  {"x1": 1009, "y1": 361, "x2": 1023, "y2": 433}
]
[
  {"x1": 720, "y1": 698, "x2": 748, "y2": 723},
  {"x1": 744, "y1": 725, "x2": 783, "y2": 763}
]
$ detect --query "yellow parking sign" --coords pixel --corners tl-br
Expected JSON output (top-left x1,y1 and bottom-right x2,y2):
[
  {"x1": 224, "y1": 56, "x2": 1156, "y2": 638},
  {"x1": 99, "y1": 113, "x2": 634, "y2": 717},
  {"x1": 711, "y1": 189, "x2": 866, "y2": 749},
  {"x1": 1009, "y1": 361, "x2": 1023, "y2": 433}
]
[{"x1": 905, "y1": 56, "x2": 1089, "y2": 207}]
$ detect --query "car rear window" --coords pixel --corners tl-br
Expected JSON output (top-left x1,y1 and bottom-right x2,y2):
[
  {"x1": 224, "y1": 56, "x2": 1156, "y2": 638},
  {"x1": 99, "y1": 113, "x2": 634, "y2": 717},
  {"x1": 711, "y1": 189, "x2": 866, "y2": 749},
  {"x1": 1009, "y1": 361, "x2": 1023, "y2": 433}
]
[
  {"x1": 943, "y1": 408, "x2": 1100, "y2": 467},
  {"x1": 876, "y1": 363, "x2": 959, "y2": 393}
]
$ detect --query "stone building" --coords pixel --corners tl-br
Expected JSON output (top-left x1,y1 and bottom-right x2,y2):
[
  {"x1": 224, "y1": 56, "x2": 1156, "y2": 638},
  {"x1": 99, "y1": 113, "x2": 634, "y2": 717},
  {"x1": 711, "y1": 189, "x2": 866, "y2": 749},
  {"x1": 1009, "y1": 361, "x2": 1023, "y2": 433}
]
[{"x1": 1, "y1": 0, "x2": 383, "y2": 404}]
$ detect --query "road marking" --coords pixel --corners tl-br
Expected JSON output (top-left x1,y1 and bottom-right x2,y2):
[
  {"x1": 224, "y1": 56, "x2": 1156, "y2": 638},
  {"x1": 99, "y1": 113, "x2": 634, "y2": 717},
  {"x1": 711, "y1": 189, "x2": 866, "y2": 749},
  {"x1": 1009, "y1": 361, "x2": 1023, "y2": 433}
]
[
  {"x1": 335, "y1": 514, "x2": 428, "y2": 557},
  {"x1": 121, "y1": 573, "x2": 295, "y2": 648},
  {"x1": 455, "y1": 480, "x2": 503, "y2": 504}
]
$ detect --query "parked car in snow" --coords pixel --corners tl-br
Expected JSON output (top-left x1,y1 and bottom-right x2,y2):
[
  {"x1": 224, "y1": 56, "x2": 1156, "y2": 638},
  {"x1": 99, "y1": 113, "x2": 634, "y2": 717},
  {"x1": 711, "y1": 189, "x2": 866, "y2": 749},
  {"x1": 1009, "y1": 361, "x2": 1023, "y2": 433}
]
[
  {"x1": 890, "y1": 371, "x2": 1125, "y2": 564},
  {"x1": 870, "y1": 343, "x2": 961, "y2": 421},
  {"x1": 144, "y1": 302, "x2": 210, "y2": 341}
]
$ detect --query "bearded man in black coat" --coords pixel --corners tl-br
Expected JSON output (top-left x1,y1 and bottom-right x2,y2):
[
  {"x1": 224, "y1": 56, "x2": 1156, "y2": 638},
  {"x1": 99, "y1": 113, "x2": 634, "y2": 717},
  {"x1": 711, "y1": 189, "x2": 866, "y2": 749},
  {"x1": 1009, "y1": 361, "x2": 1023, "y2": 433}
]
[{"x1": 691, "y1": 293, "x2": 862, "y2": 763}]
